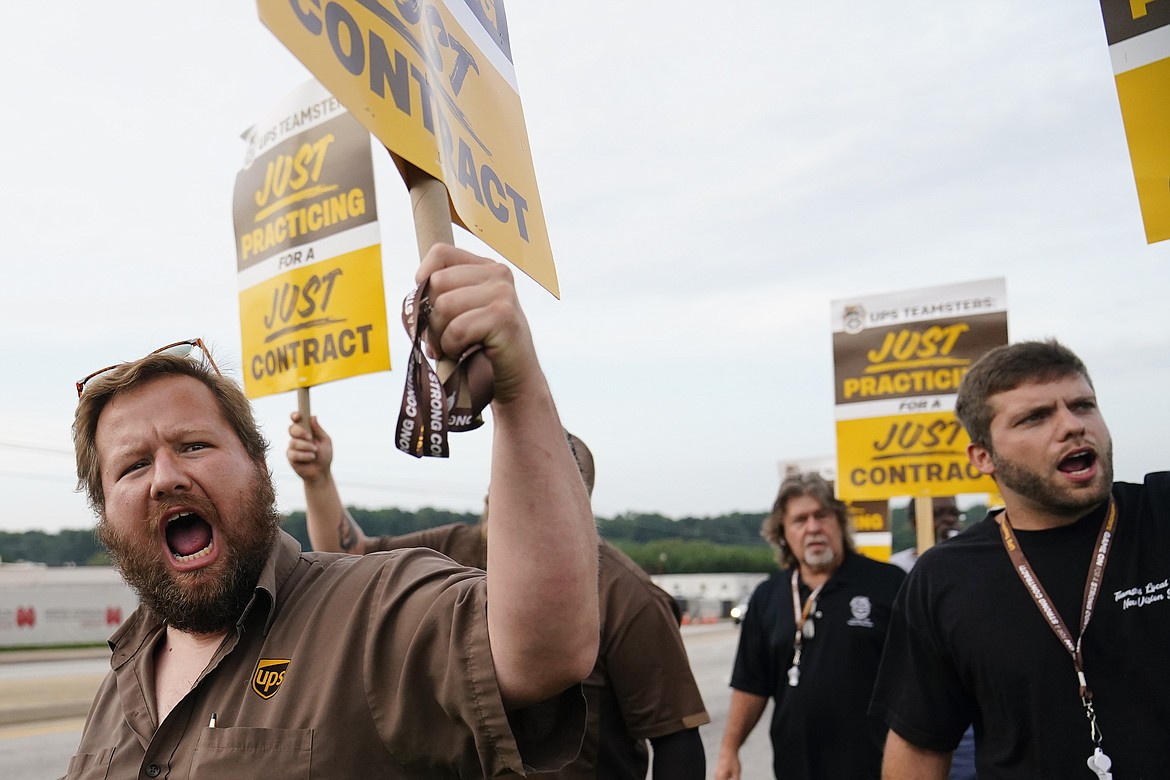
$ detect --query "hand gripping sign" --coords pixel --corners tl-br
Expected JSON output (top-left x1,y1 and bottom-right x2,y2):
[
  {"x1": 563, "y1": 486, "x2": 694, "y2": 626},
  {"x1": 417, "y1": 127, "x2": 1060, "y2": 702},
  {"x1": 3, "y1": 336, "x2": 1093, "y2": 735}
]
[
  {"x1": 258, "y1": 0, "x2": 555, "y2": 456},
  {"x1": 395, "y1": 279, "x2": 493, "y2": 457}
]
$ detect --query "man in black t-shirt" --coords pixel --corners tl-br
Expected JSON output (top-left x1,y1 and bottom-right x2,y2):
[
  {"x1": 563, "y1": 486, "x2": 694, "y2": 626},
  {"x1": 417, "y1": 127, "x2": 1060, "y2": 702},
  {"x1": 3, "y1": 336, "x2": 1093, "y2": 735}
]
[
  {"x1": 715, "y1": 473, "x2": 904, "y2": 779},
  {"x1": 872, "y1": 339, "x2": 1170, "y2": 778}
]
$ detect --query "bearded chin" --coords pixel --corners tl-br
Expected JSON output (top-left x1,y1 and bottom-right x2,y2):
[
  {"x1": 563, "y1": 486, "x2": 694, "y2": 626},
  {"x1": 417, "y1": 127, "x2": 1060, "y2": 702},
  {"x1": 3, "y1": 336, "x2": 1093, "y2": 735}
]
[
  {"x1": 993, "y1": 442, "x2": 1115, "y2": 516},
  {"x1": 803, "y1": 546, "x2": 836, "y2": 569},
  {"x1": 98, "y1": 467, "x2": 281, "y2": 635}
]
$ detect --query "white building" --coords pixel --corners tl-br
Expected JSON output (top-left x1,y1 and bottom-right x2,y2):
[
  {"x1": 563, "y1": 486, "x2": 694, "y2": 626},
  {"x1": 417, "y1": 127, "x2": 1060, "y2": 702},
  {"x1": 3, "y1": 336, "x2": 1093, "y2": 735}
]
[
  {"x1": 650, "y1": 572, "x2": 768, "y2": 622},
  {"x1": 0, "y1": 566, "x2": 137, "y2": 648}
]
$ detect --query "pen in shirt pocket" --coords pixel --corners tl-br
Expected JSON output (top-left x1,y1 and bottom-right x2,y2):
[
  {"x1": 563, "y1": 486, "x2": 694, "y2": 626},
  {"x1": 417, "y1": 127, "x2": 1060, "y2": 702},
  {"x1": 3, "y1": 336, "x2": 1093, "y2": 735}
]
[{"x1": 208, "y1": 713, "x2": 217, "y2": 728}]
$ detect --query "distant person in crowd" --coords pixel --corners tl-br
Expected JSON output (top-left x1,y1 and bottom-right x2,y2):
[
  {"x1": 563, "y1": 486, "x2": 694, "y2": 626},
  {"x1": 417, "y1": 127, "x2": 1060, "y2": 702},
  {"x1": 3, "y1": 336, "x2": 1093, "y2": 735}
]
[
  {"x1": 64, "y1": 245, "x2": 600, "y2": 778},
  {"x1": 888, "y1": 496, "x2": 964, "y2": 572},
  {"x1": 287, "y1": 416, "x2": 710, "y2": 780},
  {"x1": 714, "y1": 473, "x2": 905, "y2": 779},
  {"x1": 886, "y1": 495, "x2": 976, "y2": 780},
  {"x1": 872, "y1": 339, "x2": 1170, "y2": 778}
]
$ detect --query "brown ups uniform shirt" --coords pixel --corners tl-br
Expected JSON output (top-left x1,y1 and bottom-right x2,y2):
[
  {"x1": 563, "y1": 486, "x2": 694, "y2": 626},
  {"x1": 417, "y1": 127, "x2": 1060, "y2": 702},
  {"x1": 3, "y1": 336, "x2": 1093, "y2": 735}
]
[
  {"x1": 370, "y1": 525, "x2": 710, "y2": 779},
  {"x1": 61, "y1": 532, "x2": 583, "y2": 780}
]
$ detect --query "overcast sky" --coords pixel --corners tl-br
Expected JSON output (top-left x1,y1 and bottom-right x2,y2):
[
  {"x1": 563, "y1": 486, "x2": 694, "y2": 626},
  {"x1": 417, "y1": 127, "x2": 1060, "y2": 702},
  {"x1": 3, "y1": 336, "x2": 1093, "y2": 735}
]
[{"x1": 2, "y1": 1, "x2": 1167, "y2": 535}]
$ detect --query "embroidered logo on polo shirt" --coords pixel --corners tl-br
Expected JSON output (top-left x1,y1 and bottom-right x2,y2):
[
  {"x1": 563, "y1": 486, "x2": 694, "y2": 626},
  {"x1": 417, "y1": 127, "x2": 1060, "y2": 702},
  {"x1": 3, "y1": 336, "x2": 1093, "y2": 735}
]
[
  {"x1": 251, "y1": 658, "x2": 291, "y2": 699},
  {"x1": 846, "y1": 596, "x2": 874, "y2": 628}
]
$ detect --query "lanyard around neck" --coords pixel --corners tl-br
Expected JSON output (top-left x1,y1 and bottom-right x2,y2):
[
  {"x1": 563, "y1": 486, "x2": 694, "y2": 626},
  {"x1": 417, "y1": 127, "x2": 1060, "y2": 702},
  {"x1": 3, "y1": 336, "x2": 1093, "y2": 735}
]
[
  {"x1": 999, "y1": 498, "x2": 1115, "y2": 698},
  {"x1": 999, "y1": 498, "x2": 1116, "y2": 753},
  {"x1": 789, "y1": 570, "x2": 824, "y2": 652},
  {"x1": 786, "y1": 569, "x2": 832, "y2": 687}
]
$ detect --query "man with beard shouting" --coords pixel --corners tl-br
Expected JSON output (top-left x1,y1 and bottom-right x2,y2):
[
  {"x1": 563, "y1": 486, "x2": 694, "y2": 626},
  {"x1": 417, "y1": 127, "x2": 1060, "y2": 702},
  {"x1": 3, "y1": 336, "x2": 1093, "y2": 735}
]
[
  {"x1": 715, "y1": 472, "x2": 905, "y2": 779},
  {"x1": 871, "y1": 339, "x2": 1170, "y2": 778},
  {"x1": 63, "y1": 245, "x2": 600, "y2": 779}
]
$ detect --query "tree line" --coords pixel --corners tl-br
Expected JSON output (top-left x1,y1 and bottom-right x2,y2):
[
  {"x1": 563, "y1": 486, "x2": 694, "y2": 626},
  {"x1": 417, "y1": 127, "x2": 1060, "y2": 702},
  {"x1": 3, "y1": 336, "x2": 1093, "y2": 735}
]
[
  {"x1": 0, "y1": 503, "x2": 987, "y2": 572},
  {"x1": 1, "y1": 508, "x2": 776, "y2": 572},
  {"x1": 279, "y1": 508, "x2": 779, "y2": 573}
]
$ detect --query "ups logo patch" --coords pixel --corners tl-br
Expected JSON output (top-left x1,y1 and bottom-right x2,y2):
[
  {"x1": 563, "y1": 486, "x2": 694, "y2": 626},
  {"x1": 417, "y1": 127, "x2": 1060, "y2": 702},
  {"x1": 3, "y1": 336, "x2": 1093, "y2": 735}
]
[{"x1": 251, "y1": 658, "x2": 291, "y2": 700}]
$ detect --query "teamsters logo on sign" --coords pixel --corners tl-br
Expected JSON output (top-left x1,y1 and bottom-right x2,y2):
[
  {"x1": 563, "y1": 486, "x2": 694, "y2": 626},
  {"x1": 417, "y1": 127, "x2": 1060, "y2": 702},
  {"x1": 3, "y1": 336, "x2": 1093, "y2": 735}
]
[
  {"x1": 830, "y1": 278, "x2": 1007, "y2": 501},
  {"x1": 233, "y1": 79, "x2": 391, "y2": 399}
]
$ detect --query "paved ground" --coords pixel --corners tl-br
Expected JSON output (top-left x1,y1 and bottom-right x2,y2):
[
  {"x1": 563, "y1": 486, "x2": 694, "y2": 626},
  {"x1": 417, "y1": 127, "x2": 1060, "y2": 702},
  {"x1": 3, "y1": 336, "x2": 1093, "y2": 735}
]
[
  {"x1": 2, "y1": 626, "x2": 774, "y2": 777},
  {"x1": 0, "y1": 648, "x2": 108, "y2": 726}
]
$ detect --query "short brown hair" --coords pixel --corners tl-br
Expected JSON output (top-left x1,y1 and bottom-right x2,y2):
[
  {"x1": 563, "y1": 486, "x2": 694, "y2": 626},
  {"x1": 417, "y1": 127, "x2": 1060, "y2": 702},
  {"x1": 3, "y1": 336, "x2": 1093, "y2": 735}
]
[
  {"x1": 565, "y1": 432, "x2": 595, "y2": 496},
  {"x1": 761, "y1": 472, "x2": 851, "y2": 569},
  {"x1": 73, "y1": 353, "x2": 269, "y2": 516},
  {"x1": 956, "y1": 339, "x2": 1092, "y2": 449}
]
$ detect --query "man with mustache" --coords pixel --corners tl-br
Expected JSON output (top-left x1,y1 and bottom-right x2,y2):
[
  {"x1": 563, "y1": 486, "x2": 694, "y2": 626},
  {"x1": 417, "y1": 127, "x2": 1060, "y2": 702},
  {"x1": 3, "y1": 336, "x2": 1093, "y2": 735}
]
[
  {"x1": 715, "y1": 472, "x2": 905, "y2": 779},
  {"x1": 63, "y1": 245, "x2": 600, "y2": 779},
  {"x1": 872, "y1": 339, "x2": 1170, "y2": 778}
]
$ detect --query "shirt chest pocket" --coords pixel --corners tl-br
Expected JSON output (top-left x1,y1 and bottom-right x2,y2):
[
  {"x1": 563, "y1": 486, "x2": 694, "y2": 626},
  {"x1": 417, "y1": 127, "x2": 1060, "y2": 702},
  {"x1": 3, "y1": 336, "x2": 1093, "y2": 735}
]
[
  {"x1": 189, "y1": 727, "x2": 312, "y2": 779},
  {"x1": 63, "y1": 747, "x2": 115, "y2": 780}
]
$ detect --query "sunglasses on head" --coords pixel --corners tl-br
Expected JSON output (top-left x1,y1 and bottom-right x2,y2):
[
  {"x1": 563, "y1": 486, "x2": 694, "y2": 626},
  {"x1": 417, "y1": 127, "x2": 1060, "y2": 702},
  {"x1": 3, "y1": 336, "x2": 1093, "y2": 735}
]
[{"x1": 76, "y1": 338, "x2": 221, "y2": 398}]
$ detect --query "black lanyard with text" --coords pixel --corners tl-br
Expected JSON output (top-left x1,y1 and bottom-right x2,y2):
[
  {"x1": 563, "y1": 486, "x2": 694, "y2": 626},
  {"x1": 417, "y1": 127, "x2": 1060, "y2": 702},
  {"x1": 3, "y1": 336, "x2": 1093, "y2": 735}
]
[{"x1": 999, "y1": 499, "x2": 1117, "y2": 776}]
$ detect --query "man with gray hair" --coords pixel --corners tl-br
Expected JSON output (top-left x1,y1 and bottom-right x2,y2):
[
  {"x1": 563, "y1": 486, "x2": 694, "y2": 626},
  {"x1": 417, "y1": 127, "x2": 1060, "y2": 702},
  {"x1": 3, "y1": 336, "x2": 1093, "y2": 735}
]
[{"x1": 715, "y1": 472, "x2": 905, "y2": 779}]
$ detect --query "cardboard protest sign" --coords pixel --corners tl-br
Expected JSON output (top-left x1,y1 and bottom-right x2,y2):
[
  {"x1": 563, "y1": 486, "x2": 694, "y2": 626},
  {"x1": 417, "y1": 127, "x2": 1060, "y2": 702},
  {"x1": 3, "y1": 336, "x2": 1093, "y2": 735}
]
[
  {"x1": 1099, "y1": 0, "x2": 1170, "y2": 243},
  {"x1": 233, "y1": 78, "x2": 390, "y2": 399},
  {"x1": 830, "y1": 278, "x2": 1008, "y2": 502},
  {"x1": 257, "y1": 0, "x2": 560, "y2": 296}
]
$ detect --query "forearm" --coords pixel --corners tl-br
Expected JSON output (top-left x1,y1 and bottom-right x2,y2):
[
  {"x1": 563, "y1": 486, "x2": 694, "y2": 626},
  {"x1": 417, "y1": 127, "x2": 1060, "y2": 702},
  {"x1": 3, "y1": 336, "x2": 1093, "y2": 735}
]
[
  {"x1": 485, "y1": 378, "x2": 599, "y2": 707},
  {"x1": 303, "y1": 472, "x2": 367, "y2": 554},
  {"x1": 715, "y1": 690, "x2": 767, "y2": 779},
  {"x1": 287, "y1": 413, "x2": 368, "y2": 555},
  {"x1": 412, "y1": 244, "x2": 599, "y2": 706},
  {"x1": 722, "y1": 690, "x2": 766, "y2": 751},
  {"x1": 882, "y1": 730, "x2": 951, "y2": 780},
  {"x1": 650, "y1": 728, "x2": 706, "y2": 780}
]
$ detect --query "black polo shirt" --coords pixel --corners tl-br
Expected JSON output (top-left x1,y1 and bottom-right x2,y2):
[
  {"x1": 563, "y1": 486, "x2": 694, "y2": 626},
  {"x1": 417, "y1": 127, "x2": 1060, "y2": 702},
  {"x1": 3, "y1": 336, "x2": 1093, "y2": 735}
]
[{"x1": 731, "y1": 552, "x2": 905, "y2": 779}]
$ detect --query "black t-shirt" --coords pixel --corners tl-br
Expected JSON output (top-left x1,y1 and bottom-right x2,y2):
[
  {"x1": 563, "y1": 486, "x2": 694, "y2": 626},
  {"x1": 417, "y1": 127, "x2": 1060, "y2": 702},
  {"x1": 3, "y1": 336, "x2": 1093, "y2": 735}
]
[
  {"x1": 871, "y1": 473, "x2": 1170, "y2": 779},
  {"x1": 731, "y1": 552, "x2": 905, "y2": 779}
]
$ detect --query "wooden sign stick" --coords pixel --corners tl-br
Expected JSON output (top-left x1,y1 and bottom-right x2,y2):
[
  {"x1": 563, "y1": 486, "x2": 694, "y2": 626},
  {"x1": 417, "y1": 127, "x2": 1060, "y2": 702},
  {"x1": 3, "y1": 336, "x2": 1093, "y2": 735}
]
[
  {"x1": 914, "y1": 495, "x2": 935, "y2": 556},
  {"x1": 401, "y1": 159, "x2": 459, "y2": 385},
  {"x1": 297, "y1": 386, "x2": 312, "y2": 439}
]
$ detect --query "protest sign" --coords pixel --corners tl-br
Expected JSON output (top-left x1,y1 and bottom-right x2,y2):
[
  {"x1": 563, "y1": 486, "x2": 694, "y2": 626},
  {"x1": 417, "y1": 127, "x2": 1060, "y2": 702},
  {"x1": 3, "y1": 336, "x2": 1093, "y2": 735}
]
[{"x1": 233, "y1": 79, "x2": 389, "y2": 400}]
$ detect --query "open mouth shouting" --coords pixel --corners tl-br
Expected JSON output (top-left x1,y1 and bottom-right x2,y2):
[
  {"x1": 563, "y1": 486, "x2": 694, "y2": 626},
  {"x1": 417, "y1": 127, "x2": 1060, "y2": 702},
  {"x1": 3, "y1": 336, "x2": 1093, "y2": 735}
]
[
  {"x1": 1057, "y1": 447, "x2": 1097, "y2": 483},
  {"x1": 163, "y1": 509, "x2": 219, "y2": 571}
]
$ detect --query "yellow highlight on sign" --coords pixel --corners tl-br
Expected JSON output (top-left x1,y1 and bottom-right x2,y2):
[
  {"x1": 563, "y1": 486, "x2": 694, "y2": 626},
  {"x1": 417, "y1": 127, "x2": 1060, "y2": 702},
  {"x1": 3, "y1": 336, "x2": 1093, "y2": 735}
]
[
  {"x1": 857, "y1": 543, "x2": 892, "y2": 563},
  {"x1": 836, "y1": 413, "x2": 995, "y2": 501},
  {"x1": 258, "y1": 0, "x2": 560, "y2": 295},
  {"x1": 1114, "y1": 57, "x2": 1170, "y2": 243},
  {"x1": 239, "y1": 245, "x2": 390, "y2": 399}
]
